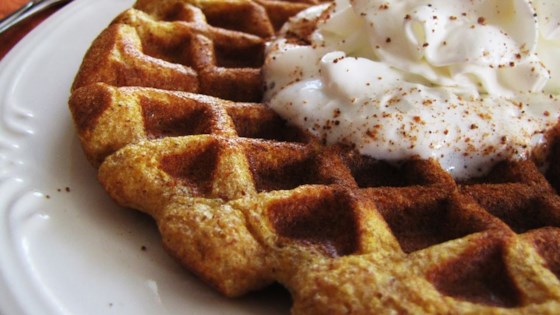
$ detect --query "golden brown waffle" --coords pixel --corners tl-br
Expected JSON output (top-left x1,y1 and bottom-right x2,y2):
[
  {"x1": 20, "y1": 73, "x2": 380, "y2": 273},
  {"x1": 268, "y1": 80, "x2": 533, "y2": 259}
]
[
  {"x1": 71, "y1": 0, "x2": 314, "y2": 102},
  {"x1": 69, "y1": 0, "x2": 560, "y2": 313}
]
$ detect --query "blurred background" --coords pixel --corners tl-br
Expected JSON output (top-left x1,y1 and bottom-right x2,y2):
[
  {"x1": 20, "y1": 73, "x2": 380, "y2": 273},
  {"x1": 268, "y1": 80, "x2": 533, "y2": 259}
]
[{"x1": 0, "y1": 0, "x2": 66, "y2": 59}]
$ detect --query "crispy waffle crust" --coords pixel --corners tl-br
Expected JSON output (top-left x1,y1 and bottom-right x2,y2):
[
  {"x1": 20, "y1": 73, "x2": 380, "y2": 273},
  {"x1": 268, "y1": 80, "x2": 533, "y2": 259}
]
[{"x1": 69, "y1": 0, "x2": 560, "y2": 313}]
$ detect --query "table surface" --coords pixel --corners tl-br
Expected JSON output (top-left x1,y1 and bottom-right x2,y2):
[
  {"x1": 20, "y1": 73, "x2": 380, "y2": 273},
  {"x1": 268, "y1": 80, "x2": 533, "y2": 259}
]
[{"x1": 0, "y1": 0, "x2": 65, "y2": 60}]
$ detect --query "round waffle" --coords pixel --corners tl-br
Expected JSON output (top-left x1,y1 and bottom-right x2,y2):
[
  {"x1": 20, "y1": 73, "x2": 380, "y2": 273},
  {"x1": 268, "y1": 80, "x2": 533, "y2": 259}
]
[{"x1": 69, "y1": 0, "x2": 560, "y2": 313}]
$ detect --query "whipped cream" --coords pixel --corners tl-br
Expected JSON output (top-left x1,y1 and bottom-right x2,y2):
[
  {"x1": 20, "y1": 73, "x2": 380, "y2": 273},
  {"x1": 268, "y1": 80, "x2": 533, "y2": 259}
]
[{"x1": 263, "y1": 0, "x2": 560, "y2": 179}]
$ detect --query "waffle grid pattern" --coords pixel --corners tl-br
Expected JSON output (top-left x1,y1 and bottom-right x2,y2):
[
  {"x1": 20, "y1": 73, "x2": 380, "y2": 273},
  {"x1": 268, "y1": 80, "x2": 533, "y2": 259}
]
[{"x1": 69, "y1": 0, "x2": 560, "y2": 314}]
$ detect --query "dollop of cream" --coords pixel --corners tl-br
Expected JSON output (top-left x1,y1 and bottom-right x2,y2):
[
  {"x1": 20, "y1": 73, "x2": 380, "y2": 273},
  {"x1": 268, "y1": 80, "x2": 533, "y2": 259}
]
[{"x1": 263, "y1": 0, "x2": 560, "y2": 179}]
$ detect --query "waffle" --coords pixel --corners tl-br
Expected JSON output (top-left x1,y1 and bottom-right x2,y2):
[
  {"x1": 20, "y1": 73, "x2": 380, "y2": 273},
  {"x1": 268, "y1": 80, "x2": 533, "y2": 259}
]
[{"x1": 69, "y1": 0, "x2": 560, "y2": 313}]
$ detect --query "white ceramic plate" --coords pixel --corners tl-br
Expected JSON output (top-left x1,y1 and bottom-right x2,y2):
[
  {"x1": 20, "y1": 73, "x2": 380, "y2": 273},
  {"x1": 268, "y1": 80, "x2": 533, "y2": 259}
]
[{"x1": 0, "y1": 1, "x2": 290, "y2": 314}]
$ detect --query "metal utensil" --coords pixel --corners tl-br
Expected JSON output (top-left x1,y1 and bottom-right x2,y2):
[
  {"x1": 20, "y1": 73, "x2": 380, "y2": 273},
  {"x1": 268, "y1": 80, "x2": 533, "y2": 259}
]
[{"x1": 0, "y1": 0, "x2": 73, "y2": 35}]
